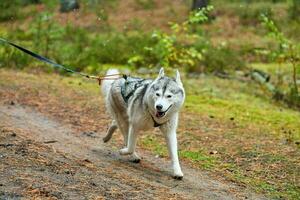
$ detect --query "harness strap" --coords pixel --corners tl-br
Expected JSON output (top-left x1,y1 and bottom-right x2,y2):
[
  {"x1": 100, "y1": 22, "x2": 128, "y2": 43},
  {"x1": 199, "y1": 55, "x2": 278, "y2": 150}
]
[
  {"x1": 120, "y1": 76, "x2": 145, "y2": 103},
  {"x1": 151, "y1": 115, "x2": 163, "y2": 127}
]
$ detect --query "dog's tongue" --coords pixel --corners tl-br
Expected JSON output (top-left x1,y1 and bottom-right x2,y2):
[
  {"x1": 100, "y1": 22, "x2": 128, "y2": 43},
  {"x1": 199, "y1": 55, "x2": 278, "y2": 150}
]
[{"x1": 156, "y1": 111, "x2": 165, "y2": 118}]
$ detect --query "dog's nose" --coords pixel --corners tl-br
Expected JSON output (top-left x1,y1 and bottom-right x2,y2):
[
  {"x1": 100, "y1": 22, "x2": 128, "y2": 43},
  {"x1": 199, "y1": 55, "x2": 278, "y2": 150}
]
[{"x1": 156, "y1": 104, "x2": 163, "y2": 111}]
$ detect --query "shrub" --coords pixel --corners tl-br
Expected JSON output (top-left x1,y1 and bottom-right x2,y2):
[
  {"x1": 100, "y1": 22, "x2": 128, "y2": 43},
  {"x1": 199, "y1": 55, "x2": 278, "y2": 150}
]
[
  {"x1": 260, "y1": 14, "x2": 300, "y2": 108},
  {"x1": 0, "y1": 42, "x2": 31, "y2": 69},
  {"x1": 200, "y1": 45, "x2": 245, "y2": 73},
  {"x1": 128, "y1": 6, "x2": 213, "y2": 72},
  {"x1": 289, "y1": 0, "x2": 300, "y2": 21},
  {"x1": 237, "y1": 3, "x2": 273, "y2": 25},
  {"x1": 0, "y1": 13, "x2": 154, "y2": 73},
  {"x1": 90, "y1": 32, "x2": 153, "y2": 66},
  {"x1": 0, "y1": 0, "x2": 22, "y2": 22},
  {"x1": 128, "y1": 5, "x2": 246, "y2": 74},
  {"x1": 0, "y1": 0, "x2": 41, "y2": 22},
  {"x1": 135, "y1": 0, "x2": 155, "y2": 10}
]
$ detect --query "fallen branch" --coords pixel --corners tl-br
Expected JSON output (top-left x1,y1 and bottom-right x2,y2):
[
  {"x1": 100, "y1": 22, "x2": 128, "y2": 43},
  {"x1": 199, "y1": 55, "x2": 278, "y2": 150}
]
[{"x1": 250, "y1": 70, "x2": 284, "y2": 100}]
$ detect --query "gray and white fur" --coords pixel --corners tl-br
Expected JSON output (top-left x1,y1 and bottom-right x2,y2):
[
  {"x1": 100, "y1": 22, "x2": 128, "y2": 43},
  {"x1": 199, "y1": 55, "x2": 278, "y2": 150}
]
[{"x1": 102, "y1": 68, "x2": 185, "y2": 179}]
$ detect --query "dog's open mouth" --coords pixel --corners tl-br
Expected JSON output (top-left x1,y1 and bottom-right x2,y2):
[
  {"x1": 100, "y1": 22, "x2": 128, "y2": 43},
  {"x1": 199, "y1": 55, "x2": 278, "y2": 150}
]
[
  {"x1": 155, "y1": 105, "x2": 172, "y2": 118},
  {"x1": 156, "y1": 111, "x2": 166, "y2": 118}
]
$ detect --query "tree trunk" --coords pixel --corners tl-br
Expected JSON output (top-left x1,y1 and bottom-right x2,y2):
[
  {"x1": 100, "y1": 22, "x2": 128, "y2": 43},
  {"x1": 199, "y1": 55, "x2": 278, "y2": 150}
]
[
  {"x1": 192, "y1": 0, "x2": 209, "y2": 10},
  {"x1": 60, "y1": 0, "x2": 80, "y2": 13}
]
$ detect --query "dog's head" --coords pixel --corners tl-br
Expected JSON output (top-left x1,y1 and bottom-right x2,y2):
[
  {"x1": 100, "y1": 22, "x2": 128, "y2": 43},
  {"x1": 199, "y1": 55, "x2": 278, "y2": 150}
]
[{"x1": 147, "y1": 68, "x2": 185, "y2": 119}]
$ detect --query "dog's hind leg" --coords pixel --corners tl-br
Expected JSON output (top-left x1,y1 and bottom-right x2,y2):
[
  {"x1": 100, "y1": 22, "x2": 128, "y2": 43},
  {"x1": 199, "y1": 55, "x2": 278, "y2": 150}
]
[{"x1": 103, "y1": 120, "x2": 118, "y2": 143}]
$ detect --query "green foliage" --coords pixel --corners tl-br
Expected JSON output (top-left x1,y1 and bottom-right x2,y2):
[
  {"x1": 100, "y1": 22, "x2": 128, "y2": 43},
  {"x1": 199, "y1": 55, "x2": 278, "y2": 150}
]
[
  {"x1": 128, "y1": 6, "x2": 214, "y2": 71},
  {"x1": 135, "y1": 0, "x2": 155, "y2": 10},
  {"x1": 128, "y1": 5, "x2": 245, "y2": 73},
  {"x1": 260, "y1": 14, "x2": 300, "y2": 108},
  {"x1": 200, "y1": 45, "x2": 245, "y2": 73},
  {"x1": 91, "y1": 32, "x2": 153, "y2": 66},
  {"x1": 21, "y1": 0, "x2": 41, "y2": 5},
  {"x1": 0, "y1": 0, "x2": 41, "y2": 22},
  {"x1": 236, "y1": 3, "x2": 273, "y2": 25},
  {"x1": 0, "y1": 0, "x2": 22, "y2": 22},
  {"x1": 0, "y1": 12, "x2": 154, "y2": 73},
  {"x1": 139, "y1": 31, "x2": 203, "y2": 70},
  {"x1": 0, "y1": 4, "x2": 246, "y2": 75},
  {"x1": 180, "y1": 150, "x2": 216, "y2": 169},
  {"x1": 289, "y1": 0, "x2": 300, "y2": 21},
  {"x1": 0, "y1": 40, "x2": 31, "y2": 69}
]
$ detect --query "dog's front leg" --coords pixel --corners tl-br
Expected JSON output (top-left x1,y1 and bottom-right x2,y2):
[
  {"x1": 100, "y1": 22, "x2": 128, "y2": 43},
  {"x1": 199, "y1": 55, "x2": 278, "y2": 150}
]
[
  {"x1": 161, "y1": 116, "x2": 183, "y2": 179},
  {"x1": 119, "y1": 125, "x2": 137, "y2": 155}
]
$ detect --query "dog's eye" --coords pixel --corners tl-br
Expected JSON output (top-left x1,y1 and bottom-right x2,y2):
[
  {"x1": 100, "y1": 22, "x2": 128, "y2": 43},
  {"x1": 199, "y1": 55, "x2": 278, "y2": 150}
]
[
  {"x1": 167, "y1": 95, "x2": 172, "y2": 98},
  {"x1": 156, "y1": 93, "x2": 160, "y2": 97}
]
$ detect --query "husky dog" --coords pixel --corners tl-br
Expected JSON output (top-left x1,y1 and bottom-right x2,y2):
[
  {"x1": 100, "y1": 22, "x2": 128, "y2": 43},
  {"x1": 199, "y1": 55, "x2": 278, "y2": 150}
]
[{"x1": 102, "y1": 68, "x2": 185, "y2": 179}]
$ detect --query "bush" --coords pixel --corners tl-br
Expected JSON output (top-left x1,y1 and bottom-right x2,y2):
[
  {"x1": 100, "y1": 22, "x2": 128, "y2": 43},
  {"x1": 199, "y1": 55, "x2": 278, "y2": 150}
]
[
  {"x1": 0, "y1": 5, "x2": 246, "y2": 75},
  {"x1": 134, "y1": 0, "x2": 155, "y2": 10},
  {"x1": 0, "y1": 0, "x2": 22, "y2": 22},
  {"x1": 289, "y1": 0, "x2": 300, "y2": 21},
  {"x1": 0, "y1": 13, "x2": 154, "y2": 73},
  {"x1": 0, "y1": 42, "x2": 31, "y2": 69},
  {"x1": 260, "y1": 14, "x2": 300, "y2": 109},
  {"x1": 200, "y1": 45, "x2": 245, "y2": 73},
  {"x1": 0, "y1": 0, "x2": 41, "y2": 22},
  {"x1": 236, "y1": 3, "x2": 273, "y2": 25},
  {"x1": 128, "y1": 6, "x2": 214, "y2": 71},
  {"x1": 90, "y1": 32, "x2": 153, "y2": 66}
]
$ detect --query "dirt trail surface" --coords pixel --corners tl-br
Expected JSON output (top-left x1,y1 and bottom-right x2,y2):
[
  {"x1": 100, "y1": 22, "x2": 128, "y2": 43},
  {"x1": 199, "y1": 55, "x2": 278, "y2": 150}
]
[
  {"x1": 0, "y1": 71, "x2": 267, "y2": 199},
  {"x1": 0, "y1": 105, "x2": 266, "y2": 200}
]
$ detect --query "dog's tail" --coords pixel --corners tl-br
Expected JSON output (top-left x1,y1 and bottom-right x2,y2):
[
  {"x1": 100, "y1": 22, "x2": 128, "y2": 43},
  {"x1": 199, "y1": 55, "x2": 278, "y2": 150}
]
[{"x1": 101, "y1": 69, "x2": 119, "y2": 97}]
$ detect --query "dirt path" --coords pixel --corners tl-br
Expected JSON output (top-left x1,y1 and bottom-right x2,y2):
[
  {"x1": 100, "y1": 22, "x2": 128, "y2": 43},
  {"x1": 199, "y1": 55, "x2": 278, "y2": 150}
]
[{"x1": 0, "y1": 103, "x2": 267, "y2": 200}]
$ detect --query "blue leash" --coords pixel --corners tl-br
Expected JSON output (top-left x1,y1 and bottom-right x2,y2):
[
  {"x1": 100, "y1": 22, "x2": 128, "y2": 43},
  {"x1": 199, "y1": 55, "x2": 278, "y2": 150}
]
[{"x1": 0, "y1": 38, "x2": 125, "y2": 84}]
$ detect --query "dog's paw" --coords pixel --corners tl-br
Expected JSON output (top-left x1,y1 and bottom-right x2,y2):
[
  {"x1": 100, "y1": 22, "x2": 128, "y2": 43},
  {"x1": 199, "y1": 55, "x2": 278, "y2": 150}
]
[
  {"x1": 102, "y1": 136, "x2": 110, "y2": 143},
  {"x1": 173, "y1": 171, "x2": 184, "y2": 180},
  {"x1": 129, "y1": 152, "x2": 141, "y2": 163},
  {"x1": 173, "y1": 175, "x2": 183, "y2": 180},
  {"x1": 130, "y1": 158, "x2": 141, "y2": 163},
  {"x1": 130, "y1": 153, "x2": 141, "y2": 163},
  {"x1": 119, "y1": 148, "x2": 131, "y2": 155}
]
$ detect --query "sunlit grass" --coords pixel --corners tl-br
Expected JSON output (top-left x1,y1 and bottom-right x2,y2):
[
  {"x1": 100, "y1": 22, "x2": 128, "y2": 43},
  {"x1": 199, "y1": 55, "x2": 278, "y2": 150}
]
[{"x1": 184, "y1": 76, "x2": 300, "y2": 140}]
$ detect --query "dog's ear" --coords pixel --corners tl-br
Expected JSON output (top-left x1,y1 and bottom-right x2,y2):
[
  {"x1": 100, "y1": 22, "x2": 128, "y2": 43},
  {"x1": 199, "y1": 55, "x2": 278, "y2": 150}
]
[
  {"x1": 158, "y1": 68, "x2": 164, "y2": 78},
  {"x1": 175, "y1": 70, "x2": 183, "y2": 87}
]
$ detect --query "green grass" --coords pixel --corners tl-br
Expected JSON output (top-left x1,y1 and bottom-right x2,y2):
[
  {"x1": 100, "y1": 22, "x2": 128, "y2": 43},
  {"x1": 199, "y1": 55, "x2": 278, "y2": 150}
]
[
  {"x1": 183, "y1": 76, "x2": 299, "y2": 199},
  {"x1": 180, "y1": 150, "x2": 216, "y2": 169},
  {"x1": 141, "y1": 135, "x2": 168, "y2": 156},
  {"x1": 141, "y1": 135, "x2": 216, "y2": 169},
  {"x1": 185, "y1": 76, "x2": 300, "y2": 141}
]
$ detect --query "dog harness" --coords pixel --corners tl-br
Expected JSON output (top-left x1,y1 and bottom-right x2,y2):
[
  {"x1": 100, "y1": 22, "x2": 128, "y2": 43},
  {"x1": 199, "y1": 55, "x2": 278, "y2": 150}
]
[
  {"x1": 121, "y1": 76, "x2": 147, "y2": 103},
  {"x1": 121, "y1": 76, "x2": 162, "y2": 127}
]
